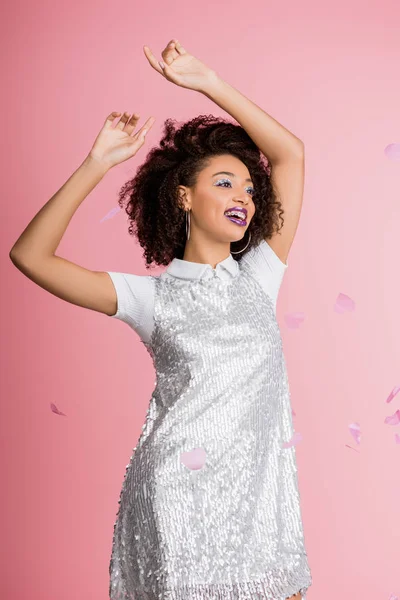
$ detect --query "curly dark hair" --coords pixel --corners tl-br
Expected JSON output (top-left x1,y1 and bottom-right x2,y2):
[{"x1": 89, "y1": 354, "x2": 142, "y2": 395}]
[{"x1": 116, "y1": 114, "x2": 284, "y2": 268}]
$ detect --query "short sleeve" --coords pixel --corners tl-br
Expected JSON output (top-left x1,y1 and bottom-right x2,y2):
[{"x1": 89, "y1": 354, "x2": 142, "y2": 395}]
[
  {"x1": 106, "y1": 272, "x2": 155, "y2": 344},
  {"x1": 240, "y1": 239, "x2": 288, "y2": 312}
]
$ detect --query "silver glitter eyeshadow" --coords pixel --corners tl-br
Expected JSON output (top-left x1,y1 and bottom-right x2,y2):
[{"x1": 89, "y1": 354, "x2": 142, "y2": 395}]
[{"x1": 109, "y1": 260, "x2": 312, "y2": 600}]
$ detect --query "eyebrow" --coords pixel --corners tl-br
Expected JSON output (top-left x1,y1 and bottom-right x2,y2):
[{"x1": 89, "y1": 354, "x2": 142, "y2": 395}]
[{"x1": 212, "y1": 171, "x2": 253, "y2": 184}]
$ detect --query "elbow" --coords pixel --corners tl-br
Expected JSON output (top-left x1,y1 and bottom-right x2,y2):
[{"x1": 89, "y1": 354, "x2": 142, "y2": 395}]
[
  {"x1": 9, "y1": 251, "x2": 20, "y2": 268},
  {"x1": 9, "y1": 247, "x2": 26, "y2": 267},
  {"x1": 294, "y1": 141, "x2": 305, "y2": 157}
]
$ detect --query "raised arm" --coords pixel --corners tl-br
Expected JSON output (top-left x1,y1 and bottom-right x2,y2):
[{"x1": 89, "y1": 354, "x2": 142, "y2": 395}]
[{"x1": 9, "y1": 111, "x2": 155, "y2": 317}]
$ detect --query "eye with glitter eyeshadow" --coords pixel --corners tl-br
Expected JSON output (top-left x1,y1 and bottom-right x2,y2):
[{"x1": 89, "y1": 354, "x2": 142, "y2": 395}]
[{"x1": 214, "y1": 178, "x2": 255, "y2": 196}]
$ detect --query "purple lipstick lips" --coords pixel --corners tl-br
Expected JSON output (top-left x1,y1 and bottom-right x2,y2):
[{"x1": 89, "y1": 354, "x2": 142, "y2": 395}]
[
  {"x1": 224, "y1": 206, "x2": 247, "y2": 226},
  {"x1": 225, "y1": 215, "x2": 247, "y2": 226}
]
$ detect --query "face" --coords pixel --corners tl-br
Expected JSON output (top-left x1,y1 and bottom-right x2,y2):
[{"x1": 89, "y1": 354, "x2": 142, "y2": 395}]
[{"x1": 179, "y1": 154, "x2": 256, "y2": 244}]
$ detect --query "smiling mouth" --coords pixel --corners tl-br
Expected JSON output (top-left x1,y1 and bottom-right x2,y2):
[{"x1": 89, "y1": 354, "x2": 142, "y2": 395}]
[{"x1": 224, "y1": 213, "x2": 247, "y2": 226}]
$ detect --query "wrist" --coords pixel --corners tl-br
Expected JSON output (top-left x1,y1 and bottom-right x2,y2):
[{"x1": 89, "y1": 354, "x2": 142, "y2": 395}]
[
  {"x1": 200, "y1": 73, "x2": 226, "y2": 98},
  {"x1": 83, "y1": 153, "x2": 110, "y2": 176}
]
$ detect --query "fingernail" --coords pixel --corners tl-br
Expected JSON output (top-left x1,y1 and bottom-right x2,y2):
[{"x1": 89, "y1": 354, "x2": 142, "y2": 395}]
[
  {"x1": 159, "y1": 60, "x2": 165, "y2": 69},
  {"x1": 142, "y1": 130, "x2": 148, "y2": 137}
]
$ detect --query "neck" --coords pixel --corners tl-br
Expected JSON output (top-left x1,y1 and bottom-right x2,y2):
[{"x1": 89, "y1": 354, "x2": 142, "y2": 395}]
[{"x1": 182, "y1": 237, "x2": 231, "y2": 268}]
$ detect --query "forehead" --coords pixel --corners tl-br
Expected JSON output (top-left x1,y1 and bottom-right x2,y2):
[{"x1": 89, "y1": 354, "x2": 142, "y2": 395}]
[{"x1": 200, "y1": 154, "x2": 252, "y2": 181}]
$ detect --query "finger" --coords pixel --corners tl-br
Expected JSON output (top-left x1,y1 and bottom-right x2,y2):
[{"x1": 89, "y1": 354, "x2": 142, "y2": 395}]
[
  {"x1": 124, "y1": 113, "x2": 141, "y2": 135},
  {"x1": 104, "y1": 111, "x2": 122, "y2": 128},
  {"x1": 115, "y1": 112, "x2": 132, "y2": 130},
  {"x1": 140, "y1": 116, "x2": 156, "y2": 135},
  {"x1": 132, "y1": 116, "x2": 156, "y2": 138},
  {"x1": 161, "y1": 41, "x2": 179, "y2": 64},
  {"x1": 157, "y1": 60, "x2": 180, "y2": 84},
  {"x1": 143, "y1": 45, "x2": 164, "y2": 76},
  {"x1": 174, "y1": 40, "x2": 187, "y2": 55},
  {"x1": 161, "y1": 39, "x2": 177, "y2": 55}
]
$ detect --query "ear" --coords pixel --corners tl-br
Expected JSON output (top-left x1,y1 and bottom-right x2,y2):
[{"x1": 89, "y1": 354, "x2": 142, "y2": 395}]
[{"x1": 177, "y1": 186, "x2": 190, "y2": 210}]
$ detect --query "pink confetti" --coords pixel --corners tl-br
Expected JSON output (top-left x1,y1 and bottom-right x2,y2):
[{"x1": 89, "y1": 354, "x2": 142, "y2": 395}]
[
  {"x1": 384, "y1": 409, "x2": 400, "y2": 426},
  {"x1": 180, "y1": 447, "x2": 206, "y2": 470},
  {"x1": 334, "y1": 293, "x2": 355, "y2": 314},
  {"x1": 394, "y1": 434, "x2": 400, "y2": 445},
  {"x1": 100, "y1": 206, "x2": 122, "y2": 223},
  {"x1": 50, "y1": 403, "x2": 67, "y2": 416},
  {"x1": 384, "y1": 143, "x2": 400, "y2": 161},
  {"x1": 349, "y1": 422, "x2": 361, "y2": 444},
  {"x1": 292, "y1": 408, "x2": 296, "y2": 417},
  {"x1": 284, "y1": 312, "x2": 305, "y2": 329},
  {"x1": 282, "y1": 432, "x2": 302, "y2": 448},
  {"x1": 386, "y1": 385, "x2": 400, "y2": 403},
  {"x1": 345, "y1": 444, "x2": 360, "y2": 452}
]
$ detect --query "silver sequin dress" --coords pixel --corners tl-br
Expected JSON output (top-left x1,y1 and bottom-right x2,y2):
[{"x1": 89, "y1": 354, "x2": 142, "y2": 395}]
[{"x1": 107, "y1": 240, "x2": 312, "y2": 600}]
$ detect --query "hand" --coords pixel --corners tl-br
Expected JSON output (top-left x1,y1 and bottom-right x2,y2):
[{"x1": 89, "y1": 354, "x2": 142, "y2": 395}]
[
  {"x1": 87, "y1": 111, "x2": 156, "y2": 170},
  {"x1": 143, "y1": 39, "x2": 219, "y2": 93}
]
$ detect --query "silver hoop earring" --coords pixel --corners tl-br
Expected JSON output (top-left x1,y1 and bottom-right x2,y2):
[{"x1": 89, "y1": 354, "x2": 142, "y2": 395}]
[
  {"x1": 185, "y1": 209, "x2": 191, "y2": 241},
  {"x1": 231, "y1": 231, "x2": 251, "y2": 254}
]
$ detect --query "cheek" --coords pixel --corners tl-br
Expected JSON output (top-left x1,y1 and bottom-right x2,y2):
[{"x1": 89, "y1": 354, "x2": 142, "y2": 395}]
[{"x1": 198, "y1": 193, "x2": 226, "y2": 219}]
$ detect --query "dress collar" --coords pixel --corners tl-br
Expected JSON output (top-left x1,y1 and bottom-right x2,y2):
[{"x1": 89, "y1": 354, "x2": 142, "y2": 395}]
[{"x1": 166, "y1": 252, "x2": 239, "y2": 281}]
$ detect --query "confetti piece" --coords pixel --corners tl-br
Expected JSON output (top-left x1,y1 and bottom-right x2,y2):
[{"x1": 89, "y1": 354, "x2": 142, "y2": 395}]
[
  {"x1": 50, "y1": 403, "x2": 67, "y2": 416},
  {"x1": 282, "y1": 432, "x2": 302, "y2": 448},
  {"x1": 180, "y1": 447, "x2": 206, "y2": 470},
  {"x1": 349, "y1": 422, "x2": 361, "y2": 444},
  {"x1": 100, "y1": 206, "x2": 122, "y2": 223},
  {"x1": 284, "y1": 312, "x2": 305, "y2": 329},
  {"x1": 386, "y1": 385, "x2": 400, "y2": 403},
  {"x1": 384, "y1": 409, "x2": 400, "y2": 426},
  {"x1": 334, "y1": 293, "x2": 355, "y2": 314},
  {"x1": 345, "y1": 444, "x2": 360, "y2": 452},
  {"x1": 384, "y1": 143, "x2": 400, "y2": 160}
]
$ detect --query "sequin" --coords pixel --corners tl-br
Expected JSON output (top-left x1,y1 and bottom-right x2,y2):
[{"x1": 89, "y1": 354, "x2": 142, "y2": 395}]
[{"x1": 109, "y1": 259, "x2": 312, "y2": 599}]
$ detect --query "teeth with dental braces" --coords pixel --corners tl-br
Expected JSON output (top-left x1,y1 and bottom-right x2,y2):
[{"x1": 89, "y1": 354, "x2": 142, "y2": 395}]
[{"x1": 225, "y1": 210, "x2": 246, "y2": 219}]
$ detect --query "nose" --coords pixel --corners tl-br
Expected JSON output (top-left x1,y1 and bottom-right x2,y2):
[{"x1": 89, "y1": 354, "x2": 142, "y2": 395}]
[{"x1": 233, "y1": 195, "x2": 249, "y2": 204}]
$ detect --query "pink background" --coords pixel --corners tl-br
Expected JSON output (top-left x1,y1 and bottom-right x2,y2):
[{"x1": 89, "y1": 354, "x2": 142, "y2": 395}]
[{"x1": 2, "y1": 0, "x2": 400, "y2": 598}]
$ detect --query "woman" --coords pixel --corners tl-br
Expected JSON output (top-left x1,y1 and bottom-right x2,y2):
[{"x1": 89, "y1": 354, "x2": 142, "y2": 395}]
[{"x1": 10, "y1": 39, "x2": 311, "y2": 600}]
